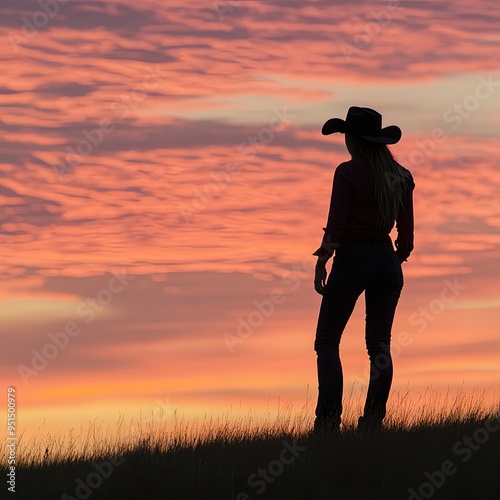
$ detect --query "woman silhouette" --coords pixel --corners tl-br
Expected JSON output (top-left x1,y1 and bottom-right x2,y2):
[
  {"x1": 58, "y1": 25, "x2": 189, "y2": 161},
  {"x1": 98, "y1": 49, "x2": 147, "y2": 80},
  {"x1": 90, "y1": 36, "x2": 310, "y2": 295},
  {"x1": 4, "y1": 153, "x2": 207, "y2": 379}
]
[{"x1": 312, "y1": 106, "x2": 415, "y2": 433}]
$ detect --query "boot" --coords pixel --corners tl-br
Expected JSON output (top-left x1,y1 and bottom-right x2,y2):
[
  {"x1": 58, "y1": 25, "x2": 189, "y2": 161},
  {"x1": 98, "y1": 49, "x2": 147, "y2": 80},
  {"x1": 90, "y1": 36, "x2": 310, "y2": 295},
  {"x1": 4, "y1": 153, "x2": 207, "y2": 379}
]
[
  {"x1": 357, "y1": 415, "x2": 383, "y2": 432},
  {"x1": 312, "y1": 415, "x2": 341, "y2": 435}
]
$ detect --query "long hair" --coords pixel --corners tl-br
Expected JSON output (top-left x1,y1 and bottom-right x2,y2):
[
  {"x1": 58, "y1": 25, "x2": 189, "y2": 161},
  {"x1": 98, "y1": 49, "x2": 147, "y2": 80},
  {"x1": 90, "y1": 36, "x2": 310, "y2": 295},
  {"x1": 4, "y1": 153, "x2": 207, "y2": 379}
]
[{"x1": 345, "y1": 132, "x2": 409, "y2": 231}]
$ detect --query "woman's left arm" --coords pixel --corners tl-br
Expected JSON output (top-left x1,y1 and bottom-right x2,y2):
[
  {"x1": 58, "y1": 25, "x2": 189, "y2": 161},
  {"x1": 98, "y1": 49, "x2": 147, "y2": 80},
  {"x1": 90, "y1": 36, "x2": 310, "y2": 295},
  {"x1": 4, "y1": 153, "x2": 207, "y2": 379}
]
[{"x1": 312, "y1": 164, "x2": 353, "y2": 265}]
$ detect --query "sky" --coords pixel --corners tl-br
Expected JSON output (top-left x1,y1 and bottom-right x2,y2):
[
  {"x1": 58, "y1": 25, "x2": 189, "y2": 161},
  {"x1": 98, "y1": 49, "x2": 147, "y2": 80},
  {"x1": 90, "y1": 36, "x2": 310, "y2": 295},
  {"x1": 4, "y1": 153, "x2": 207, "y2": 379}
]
[{"x1": 1, "y1": 0, "x2": 499, "y2": 449}]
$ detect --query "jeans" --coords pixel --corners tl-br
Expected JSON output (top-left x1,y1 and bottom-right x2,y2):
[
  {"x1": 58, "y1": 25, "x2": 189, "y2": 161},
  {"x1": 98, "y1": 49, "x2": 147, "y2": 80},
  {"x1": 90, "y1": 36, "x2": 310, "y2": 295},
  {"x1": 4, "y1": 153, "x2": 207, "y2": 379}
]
[{"x1": 314, "y1": 236, "x2": 404, "y2": 427}]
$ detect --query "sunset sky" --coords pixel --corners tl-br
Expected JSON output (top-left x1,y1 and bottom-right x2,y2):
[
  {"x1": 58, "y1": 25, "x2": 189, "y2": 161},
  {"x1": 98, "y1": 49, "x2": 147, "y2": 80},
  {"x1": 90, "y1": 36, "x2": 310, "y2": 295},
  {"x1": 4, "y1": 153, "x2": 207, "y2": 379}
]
[{"x1": 1, "y1": 0, "x2": 499, "y2": 447}]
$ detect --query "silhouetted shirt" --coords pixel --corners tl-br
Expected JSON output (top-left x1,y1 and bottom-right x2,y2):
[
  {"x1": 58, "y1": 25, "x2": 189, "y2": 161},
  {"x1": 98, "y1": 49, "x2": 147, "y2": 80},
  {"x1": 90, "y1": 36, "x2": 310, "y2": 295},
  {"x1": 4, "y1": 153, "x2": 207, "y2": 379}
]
[{"x1": 313, "y1": 157, "x2": 415, "y2": 262}]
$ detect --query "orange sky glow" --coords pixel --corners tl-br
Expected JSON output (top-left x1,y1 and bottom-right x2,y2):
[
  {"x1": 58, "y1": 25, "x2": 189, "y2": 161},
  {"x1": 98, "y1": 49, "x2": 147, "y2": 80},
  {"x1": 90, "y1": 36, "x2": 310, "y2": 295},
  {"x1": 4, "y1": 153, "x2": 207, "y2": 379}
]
[{"x1": 0, "y1": 0, "x2": 499, "y2": 455}]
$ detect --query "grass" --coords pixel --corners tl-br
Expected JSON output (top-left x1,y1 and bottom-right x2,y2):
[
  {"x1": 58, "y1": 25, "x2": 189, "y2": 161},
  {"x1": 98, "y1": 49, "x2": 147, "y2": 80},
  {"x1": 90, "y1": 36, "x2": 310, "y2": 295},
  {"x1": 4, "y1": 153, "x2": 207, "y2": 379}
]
[{"x1": 3, "y1": 387, "x2": 500, "y2": 500}]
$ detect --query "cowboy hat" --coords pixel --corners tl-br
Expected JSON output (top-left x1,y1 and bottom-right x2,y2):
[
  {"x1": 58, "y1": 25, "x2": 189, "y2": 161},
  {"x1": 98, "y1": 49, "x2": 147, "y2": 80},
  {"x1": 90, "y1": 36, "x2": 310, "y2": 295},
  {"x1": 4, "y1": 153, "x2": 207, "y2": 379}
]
[{"x1": 322, "y1": 106, "x2": 401, "y2": 144}]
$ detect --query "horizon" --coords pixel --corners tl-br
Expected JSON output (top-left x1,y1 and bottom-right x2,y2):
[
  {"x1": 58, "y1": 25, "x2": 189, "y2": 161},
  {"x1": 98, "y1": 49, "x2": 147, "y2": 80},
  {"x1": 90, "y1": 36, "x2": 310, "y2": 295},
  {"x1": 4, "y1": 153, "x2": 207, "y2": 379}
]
[{"x1": 12, "y1": 383, "x2": 500, "y2": 464}]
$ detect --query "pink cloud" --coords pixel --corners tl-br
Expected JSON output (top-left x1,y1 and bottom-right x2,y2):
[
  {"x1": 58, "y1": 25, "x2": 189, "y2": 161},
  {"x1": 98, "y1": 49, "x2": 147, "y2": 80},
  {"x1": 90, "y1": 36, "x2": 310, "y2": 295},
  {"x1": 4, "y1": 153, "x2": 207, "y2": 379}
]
[{"x1": 1, "y1": 0, "x2": 499, "y2": 442}]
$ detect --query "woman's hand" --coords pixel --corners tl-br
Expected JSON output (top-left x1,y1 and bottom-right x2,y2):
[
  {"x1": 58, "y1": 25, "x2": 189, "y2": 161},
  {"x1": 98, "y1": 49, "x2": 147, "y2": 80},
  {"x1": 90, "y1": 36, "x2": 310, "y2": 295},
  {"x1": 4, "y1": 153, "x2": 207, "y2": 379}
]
[{"x1": 314, "y1": 265, "x2": 327, "y2": 295}]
